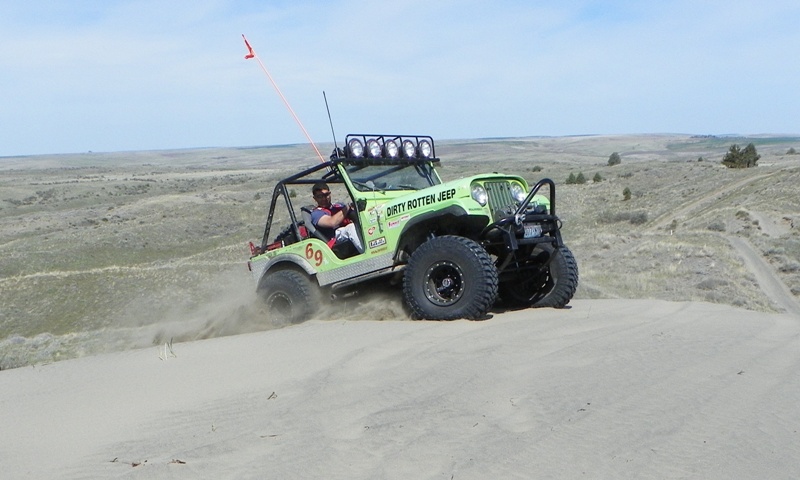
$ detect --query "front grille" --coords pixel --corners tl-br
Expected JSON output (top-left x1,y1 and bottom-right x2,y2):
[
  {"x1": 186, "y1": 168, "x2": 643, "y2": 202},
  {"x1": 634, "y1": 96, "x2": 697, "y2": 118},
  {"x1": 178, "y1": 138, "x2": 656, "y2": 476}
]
[{"x1": 484, "y1": 181, "x2": 515, "y2": 216}]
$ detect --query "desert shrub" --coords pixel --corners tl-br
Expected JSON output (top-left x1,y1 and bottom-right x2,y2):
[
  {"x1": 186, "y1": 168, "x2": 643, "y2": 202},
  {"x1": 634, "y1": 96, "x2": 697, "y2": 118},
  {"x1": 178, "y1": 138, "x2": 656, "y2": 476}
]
[
  {"x1": 622, "y1": 187, "x2": 632, "y2": 201},
  {"x1": 722, "y1": 143, "x2": 759, "y2": 168},
  {"x1": 668, "y1": 219, "x2": 679, "y2": 231},
  {"x1": 629, "y1": 211, "x2": 648, "y2": 224},
  {"x1": 531, "y1": 165, "x2": 543, "y2": 172},
  {"x1": 764, "y1": 247, "x2": 785, "y2": 257},
  {"x1": 566, "y1": 173, "x2": 577, "y2": 184},
  {"x1": 787, "y1": 147, "x2": 797, "y2": 155},
  {"x1": 593, "y1": 173, "x2": 603, "y2": 182},
  {"x1": 597, "y1": 210, "x2": 648, "y2": 225},
  {"x1": 696, "y1": 278, "x2": 729, "y2": 290},
  {"x1": 619, "y1": 172, "x2": 633, "y2": 178},
  {"x1": 707, "y1": 221, "x2": 726, "y2": 232},
  {"x1": 779, "y1": 262, "x2": 800, "y2": 273},
  {"x1": 608, "y1": 152, "x2": 621, "y2": 166},
  {"x1": 289, "y1": 189, "x2": 297, "y2": 198},
  {"x1": 576, "y1": 172, "x2": 587, "y2": 184}
]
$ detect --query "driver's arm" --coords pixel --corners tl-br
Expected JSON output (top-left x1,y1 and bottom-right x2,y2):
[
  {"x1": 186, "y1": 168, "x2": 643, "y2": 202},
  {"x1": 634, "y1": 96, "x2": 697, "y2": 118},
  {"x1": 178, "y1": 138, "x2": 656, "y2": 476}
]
[{"x1": 316, "y1": 205, "x2": 348, "y2": 228}]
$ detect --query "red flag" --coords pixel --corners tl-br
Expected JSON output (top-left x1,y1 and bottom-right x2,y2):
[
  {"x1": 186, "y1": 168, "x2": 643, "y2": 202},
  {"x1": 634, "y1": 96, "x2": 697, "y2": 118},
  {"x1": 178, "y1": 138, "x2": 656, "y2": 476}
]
[{"x1": 242, "y1": 34, "x2": 255, "y2": 59}]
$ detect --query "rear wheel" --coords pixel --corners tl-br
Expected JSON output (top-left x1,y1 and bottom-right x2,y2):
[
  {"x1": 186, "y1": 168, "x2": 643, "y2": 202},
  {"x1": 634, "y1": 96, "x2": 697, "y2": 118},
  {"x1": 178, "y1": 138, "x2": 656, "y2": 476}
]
[
  {"x1": 499, "y1": 243, "x2": 578, "y2": 308},
  {"x1": 258, "y1": 269, "x2": 319, "y2": 323},
  {"x1": 403, "y1": 236, "x2": 498, "y2": 320}
]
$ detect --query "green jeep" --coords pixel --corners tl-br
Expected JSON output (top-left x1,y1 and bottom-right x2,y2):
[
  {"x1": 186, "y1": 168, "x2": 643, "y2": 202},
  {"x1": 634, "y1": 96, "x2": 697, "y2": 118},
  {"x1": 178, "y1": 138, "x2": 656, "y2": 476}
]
[{"x1": 247, "y1": 134, "x2": 578, "y2": 321}]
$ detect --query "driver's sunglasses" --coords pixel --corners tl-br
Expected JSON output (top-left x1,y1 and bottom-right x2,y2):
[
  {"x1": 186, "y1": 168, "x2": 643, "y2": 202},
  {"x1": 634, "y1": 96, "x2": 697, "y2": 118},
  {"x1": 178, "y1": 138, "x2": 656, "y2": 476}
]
[{"x1": 314, "y1": 191, "x2": 331, "y2": 199}]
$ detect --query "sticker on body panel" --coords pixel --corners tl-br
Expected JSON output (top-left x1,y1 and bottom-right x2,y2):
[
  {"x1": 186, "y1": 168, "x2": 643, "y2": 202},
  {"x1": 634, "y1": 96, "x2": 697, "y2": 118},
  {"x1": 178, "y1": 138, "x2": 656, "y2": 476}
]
[
  {"x1": 304, "y1": 242, "x2": 324, "y2": 266},
  {"x1": 368, "y1": 237, "x2": 386, "y2": 249},
  {"x1": 386, "y1": 188, "x2": 456, "y2": 217}
]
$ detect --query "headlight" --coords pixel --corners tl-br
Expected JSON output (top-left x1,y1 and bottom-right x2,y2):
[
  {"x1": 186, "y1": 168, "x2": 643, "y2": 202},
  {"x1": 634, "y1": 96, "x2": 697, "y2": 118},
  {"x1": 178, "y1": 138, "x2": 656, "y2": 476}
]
[
  {"x1": 510, "y1": 183, "x2": 527, "y2": 202},
  {"x1": 402, "y1": 139, "x2": 416, "y2": 158},
  {"x1": 347, "y1": 138, "x2": 364, "y2": 158},
  {"x1": 418, "y1": 139, "x2": 432, "y2": 158},
  {"x1": 366, "y1": 139, "x2": 382, "y2": 158},
  {"x1": 471, "y1": 184, "x2": 488, "y2": 206},
  {"x1": 384, "y1": 139, "x2": 399, "y2": 158}
]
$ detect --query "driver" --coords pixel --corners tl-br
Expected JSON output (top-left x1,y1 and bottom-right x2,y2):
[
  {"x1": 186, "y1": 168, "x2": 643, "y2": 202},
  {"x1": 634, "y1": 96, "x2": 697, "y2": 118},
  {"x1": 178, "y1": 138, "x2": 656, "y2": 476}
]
[{"x1": 310, "y1": 182, "x2": 364, "y2": 254}]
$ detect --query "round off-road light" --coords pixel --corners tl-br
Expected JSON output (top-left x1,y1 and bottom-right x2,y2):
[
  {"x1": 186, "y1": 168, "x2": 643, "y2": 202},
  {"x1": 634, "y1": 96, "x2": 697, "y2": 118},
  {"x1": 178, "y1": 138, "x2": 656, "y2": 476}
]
[
  {"x1": 418, "y1": 139, "x2": 432, "y2": 158},
  {"x1": 366, "y1": 139, "x2": 382, "y2": 158},
  {"x1": 471, "y1": 184, "x2": 488, "y2": 206},
  {"x1": 510, "y1": 183, "x2": 527, "y2": 202},
  {"x1": 347, "y1": 138, "x2": 364, "y2": 158},
  {"x1": 384, "y1": 139, "x2": 399, "y2": 158},
  {"x1": 402, "y1": 139, "x2": 416, "y2": 158}
]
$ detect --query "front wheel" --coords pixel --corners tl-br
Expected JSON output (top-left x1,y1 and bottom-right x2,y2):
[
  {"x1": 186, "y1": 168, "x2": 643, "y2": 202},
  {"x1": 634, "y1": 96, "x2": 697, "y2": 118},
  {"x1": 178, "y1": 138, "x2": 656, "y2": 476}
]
[
  {"x1": 403, "y1": 236, "x2": 498, "y2": 320},
  {"x1": 499, "y1": 243, "x2": 579, "y2": 308},
  {"x1": 258, "y1": 269, "x2": 319, "y2": 323}
]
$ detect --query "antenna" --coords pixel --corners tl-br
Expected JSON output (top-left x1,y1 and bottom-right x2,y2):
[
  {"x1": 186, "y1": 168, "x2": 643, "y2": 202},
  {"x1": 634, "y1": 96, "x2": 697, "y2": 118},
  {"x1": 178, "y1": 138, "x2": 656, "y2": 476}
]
[
  {"x1": 242, "y1": 34, "x2": 325, "y2": 163},
  {"x1": 323, "y1": 91, "x2": 339, "y2": 159}
]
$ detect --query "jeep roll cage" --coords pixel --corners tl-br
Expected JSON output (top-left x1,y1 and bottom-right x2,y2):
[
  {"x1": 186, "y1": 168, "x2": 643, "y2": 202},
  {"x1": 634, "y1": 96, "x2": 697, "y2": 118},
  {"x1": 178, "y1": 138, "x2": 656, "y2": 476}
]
[{"x1": 259, "y1": 135, "x2": 442, "y2": 251}]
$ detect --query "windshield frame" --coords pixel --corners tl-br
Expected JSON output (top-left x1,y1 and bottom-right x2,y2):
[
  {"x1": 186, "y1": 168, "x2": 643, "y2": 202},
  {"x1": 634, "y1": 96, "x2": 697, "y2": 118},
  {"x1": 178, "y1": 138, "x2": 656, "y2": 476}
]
[{"x1": 341, "y1": 159, "x2": 440, "y2": 192}]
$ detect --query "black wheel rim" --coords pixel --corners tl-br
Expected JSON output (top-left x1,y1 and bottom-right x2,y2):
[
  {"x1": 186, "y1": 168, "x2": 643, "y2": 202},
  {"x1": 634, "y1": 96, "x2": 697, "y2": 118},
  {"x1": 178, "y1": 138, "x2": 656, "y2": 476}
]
[
  {"x1": 267, "y1": 292, "x2": 293, "y2": 318},
  {"x1": 423, "y1": 260, "x2": 465, "y2": 306}
]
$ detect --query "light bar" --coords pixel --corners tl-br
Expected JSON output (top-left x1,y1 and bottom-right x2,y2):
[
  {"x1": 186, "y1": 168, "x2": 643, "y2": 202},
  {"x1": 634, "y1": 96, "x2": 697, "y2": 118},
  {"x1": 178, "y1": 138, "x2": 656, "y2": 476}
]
[
  {"x1": 342, "y1": 135, "x2": 436, "y2": 160},
  {"x1": 347, "y1": 138, "x2": 364, "y2": 158}
]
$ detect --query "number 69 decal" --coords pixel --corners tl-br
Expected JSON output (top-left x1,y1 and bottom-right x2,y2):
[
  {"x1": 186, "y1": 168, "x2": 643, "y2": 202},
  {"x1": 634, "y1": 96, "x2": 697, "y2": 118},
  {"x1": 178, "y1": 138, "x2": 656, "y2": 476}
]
[{"x1": 305, "y1": 243, "x2": 324, "y2": 266}]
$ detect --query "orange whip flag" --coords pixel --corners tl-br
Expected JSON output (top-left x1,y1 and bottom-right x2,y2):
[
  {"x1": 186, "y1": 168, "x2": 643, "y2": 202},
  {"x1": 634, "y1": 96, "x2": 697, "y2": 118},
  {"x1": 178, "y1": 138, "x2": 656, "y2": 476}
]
[
  {"x1": 241, "y1": 34, "x2": 325, "y2": 163},
  {"x1": 242, "y1": 35, "x2": 255, "y2": 59}
]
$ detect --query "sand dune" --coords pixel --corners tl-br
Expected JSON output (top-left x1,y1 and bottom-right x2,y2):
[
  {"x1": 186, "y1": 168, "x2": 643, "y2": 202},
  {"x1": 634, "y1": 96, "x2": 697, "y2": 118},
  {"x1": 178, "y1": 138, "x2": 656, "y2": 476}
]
[{"x1": 2, "y1": 299, "x2": 799, "y2": 479}]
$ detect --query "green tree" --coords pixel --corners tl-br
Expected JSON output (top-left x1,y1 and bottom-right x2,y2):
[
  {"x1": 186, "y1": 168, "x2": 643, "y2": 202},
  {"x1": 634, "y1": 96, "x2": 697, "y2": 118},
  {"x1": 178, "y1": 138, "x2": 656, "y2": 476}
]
[
  {"x1": 566, "y1": 172, "x2": 577, "y2": 184},
  {"x1": 576, "y1": 172, "x2": 587, "y2": 184},
  {"x1": 623, "y1": 187, "x2": 632, "y2": 201},
  {"x1": 742, "y1": 143, "x2": 760, "y2": 167},
  {"x1": 722, "y1": 143, "x2": 760, "y2": 168},
  {"x1": 608, "y1": 152, "x2": 621, "y2": 166}
]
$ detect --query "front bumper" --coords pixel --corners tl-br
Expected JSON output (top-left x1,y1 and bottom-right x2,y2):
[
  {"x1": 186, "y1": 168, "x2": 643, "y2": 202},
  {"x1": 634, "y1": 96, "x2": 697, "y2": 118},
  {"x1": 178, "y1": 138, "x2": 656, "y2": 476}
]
[{"x1": 480, "y1": 178, "x2": 563, "y2": 251}]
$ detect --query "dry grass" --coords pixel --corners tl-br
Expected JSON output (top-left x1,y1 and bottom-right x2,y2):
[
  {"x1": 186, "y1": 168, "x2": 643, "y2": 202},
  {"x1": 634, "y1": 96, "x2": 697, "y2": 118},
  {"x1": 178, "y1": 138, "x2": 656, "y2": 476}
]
[{"x1": 2, "y1": 134, "x2": 799, "y2": 368}]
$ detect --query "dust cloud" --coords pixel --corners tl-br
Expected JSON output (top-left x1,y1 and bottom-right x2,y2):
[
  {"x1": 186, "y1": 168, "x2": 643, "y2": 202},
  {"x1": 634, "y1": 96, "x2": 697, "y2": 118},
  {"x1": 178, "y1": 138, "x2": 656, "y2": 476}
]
[{"x1": 1, "y1": 268, "x2": 412, "y2": 370}]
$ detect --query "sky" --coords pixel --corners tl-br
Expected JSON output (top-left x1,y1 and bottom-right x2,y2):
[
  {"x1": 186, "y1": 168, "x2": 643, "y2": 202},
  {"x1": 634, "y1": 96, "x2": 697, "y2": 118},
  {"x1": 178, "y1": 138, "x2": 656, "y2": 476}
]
[{"x1": 1, "y1": 0, "x2": 799, "y2": 157}]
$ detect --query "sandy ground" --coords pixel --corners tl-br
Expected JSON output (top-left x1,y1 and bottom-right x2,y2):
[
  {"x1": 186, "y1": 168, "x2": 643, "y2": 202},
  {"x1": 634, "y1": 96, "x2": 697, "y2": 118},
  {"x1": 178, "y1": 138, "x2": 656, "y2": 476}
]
[
  {"x1": 3, "y1": 135, "x2": 800, "y2": 478},
  {"x1": 2, "y1": 299, "x2": 799, "y2": 479}
]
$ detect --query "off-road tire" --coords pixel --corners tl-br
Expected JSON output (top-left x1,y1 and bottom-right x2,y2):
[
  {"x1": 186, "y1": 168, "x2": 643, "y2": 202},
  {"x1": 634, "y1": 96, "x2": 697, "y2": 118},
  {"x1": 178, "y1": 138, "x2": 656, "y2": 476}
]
[
  {"x1": 403, "y1": 235, "x2": 498, "y2": 320},
  {"x1": 258, "y1": 269, "x2": 319, "y2": 323},
  {"x1": 499, "y1": 243, "x2": 578, "y2": 308}
]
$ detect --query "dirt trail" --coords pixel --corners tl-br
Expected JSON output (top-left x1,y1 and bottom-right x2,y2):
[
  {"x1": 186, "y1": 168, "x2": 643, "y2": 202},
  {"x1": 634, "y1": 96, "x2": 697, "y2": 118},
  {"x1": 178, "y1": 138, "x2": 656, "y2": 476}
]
[
  {"x1": 727, "y1": 236, "x2": 800, "y2": 316},
  {"x1": 647, "y1": 170, "x2": 779, "y2": 232},
  {"x1": 644, "y1": 168, "x2": 799, "y2": 316},
  {"x1": 747, "y1": 210, "x2": 792, "y2": 237}
]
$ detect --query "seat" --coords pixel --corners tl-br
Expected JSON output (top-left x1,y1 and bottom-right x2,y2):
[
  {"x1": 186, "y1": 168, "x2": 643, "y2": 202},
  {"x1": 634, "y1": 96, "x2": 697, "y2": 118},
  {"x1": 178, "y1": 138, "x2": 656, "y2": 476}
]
[
  {"x1": 300, "y1": 206, "x2": 359, "y2": 259},
  {"x1": 300, "y1": 206, "x2": 330, "y2": 243}
]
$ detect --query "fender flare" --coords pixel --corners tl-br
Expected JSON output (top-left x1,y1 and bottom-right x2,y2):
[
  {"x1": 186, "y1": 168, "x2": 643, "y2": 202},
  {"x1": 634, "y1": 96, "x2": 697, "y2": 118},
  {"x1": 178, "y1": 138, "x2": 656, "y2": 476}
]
[
  {"x1": 395, "y1": 204, "x2": 490, "y2": 255},
  {"x1": 255, "y1": 253, "x2": 317, "y2": 288}
]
